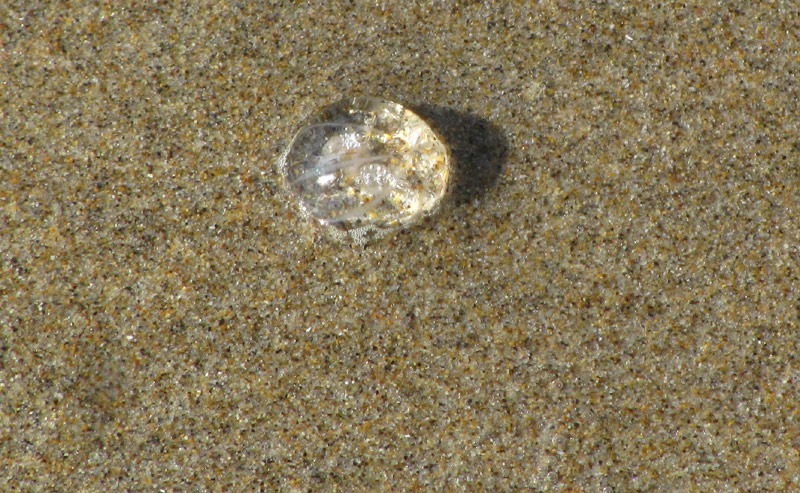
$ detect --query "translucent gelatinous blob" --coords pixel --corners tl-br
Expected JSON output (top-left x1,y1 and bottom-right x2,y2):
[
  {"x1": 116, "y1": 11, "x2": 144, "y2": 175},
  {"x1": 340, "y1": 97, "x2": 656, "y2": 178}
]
[{"x1": 278, "y1": 96, "x2": 451, "y2": 243}]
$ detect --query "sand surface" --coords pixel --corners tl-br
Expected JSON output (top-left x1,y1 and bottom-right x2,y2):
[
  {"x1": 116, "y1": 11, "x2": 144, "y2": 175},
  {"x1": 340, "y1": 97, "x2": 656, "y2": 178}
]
[{"x1": 2, "y1": 1, "x2": 799, "y2": 490}]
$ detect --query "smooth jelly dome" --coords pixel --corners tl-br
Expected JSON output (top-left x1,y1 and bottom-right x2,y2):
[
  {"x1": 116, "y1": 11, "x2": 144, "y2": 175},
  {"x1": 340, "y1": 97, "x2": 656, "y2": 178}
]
[{"x1": 278, "y1": 96, "x2": 451, "y2": 243}]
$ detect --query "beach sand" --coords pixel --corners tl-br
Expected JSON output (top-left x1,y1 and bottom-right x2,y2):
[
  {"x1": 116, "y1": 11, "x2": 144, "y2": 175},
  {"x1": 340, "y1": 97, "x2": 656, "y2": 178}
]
[{"x1": 2, "y1": 1, "x2": 799, "y2": 489}]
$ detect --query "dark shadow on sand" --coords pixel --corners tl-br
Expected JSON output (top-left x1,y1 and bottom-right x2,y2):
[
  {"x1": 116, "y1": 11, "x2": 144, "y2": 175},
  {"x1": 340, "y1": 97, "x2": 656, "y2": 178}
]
[{"x1": 411, "y1": 104, "x2": 508, "y2": 205}]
